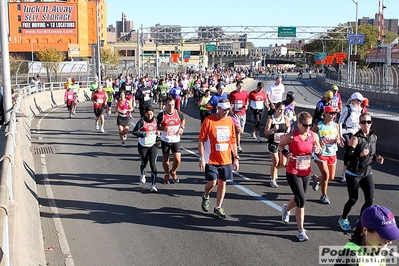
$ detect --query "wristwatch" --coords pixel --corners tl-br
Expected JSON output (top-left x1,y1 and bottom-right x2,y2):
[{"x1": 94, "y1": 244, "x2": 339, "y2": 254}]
[
  {"x1": 234, "y1": 156, "x2": 240, "y2": 160},
  {"x1": 180, "y1": 126, "x2": 185, "y2": 129}
]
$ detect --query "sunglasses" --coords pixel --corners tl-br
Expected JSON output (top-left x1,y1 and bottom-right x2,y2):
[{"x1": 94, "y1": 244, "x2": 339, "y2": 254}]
[
  {"x1": 360, "y1": 120, "x2": 372, "y2": 125},
  {"x1": 301, "y1": 122, "x2": 313, "y2": 128},
  {"x1": 326, "y1": 112, "x2": 337, "y2": 115}
]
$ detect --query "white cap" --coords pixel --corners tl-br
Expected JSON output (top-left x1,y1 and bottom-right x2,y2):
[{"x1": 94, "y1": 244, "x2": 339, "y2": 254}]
[
  {"x1": 350, "y1": 92, "x2": 365, "y2": 101},
  {"x1": 217, "y1": 102, "x2": 231, "y2": 110}
]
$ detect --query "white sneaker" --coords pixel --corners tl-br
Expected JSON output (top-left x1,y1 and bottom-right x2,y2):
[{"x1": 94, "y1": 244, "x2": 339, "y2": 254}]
[
  {"x1": 123, "y1": 135, "x2": 127, "y2": 141},
  {"x1": 282, "y1": 204, "x2": 290, "y2": 224},
  {"x1": 95, "y1": 123, "x2": 99, "y2": 130},
  {"x1": 341, "y1": 173, "x2": 346, "y2": 183},
  {"x1": 121, "y1": 141, "x2": 125, "y2": 147},
  {"x1": 151, "y1": 185, "x2": 158, "y2": 192},
  {"x1": 100, "y1": 126, "x2": 104, "y2": 133},
  {"x1": 257, "y1": 136, "x2": 262, "y2": 143},
  {"x1": 252, "y1": 132, "x2": 257, "y2": 139},
  {"x1": 270, "y1": 179, "x2": 278, "y2": 188},
  {"x1": 140, "y1": 174, "x2": 146, "y2": 184},
  {"x1": 297, "y1": 229, "x2": 309, "y2": 242},
  {"x1": 237, "y1": 146, "x2": 243, "y2": 153}
]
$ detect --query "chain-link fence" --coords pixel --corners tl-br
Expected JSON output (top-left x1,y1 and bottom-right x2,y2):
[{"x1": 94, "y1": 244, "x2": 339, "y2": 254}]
[{"x1": 323, "y1": 65, "x2": 399, "y2": 93}]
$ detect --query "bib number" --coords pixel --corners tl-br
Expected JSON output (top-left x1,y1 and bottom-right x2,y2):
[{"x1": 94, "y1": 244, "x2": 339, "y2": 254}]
[{"x1": 296, "y1": 155, "x2": 311, "y2": 170}]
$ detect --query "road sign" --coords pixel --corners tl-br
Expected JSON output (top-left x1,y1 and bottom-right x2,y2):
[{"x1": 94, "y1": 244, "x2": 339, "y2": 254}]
[
  {"x1": 357, "y1": 34, "x2": 365, "y2": 45},
  {"x1": 314, "y1": 52, "x2": 327, "y2": 61},
  {"x1": 278, "y1": 27, "x2": 296, "y2": 37},
  {"x1": 348, "y1": 34, "x2": 365, "y2": 45},
  {"x1": 206, "y1": 44, "x2": 216, "y2": 52},
  {"x1": 183, "y1": 51, "x2": 191, "y2": 58}
]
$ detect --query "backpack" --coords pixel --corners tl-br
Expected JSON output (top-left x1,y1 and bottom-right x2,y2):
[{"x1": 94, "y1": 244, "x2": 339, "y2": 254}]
[{"x1": 342, "y1": 104, "x2": 363, "y2": 129}]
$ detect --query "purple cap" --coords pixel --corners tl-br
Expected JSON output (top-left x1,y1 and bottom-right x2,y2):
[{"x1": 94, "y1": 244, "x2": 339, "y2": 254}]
[{"x1": 354, "y1": 205, "x2": 399, "y2": 241}]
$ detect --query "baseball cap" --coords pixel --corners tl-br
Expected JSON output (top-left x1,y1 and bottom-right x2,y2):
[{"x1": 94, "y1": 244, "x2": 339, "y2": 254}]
[
  {"x1": 324, "y1": 90, "x2": 333, "y2": 99},
  {"x1": 350, "y1": 92, "x2": 365, "y2": 101},
  {"x1": 331, "y1": 85, "x2": 338, "y2": 91},
  {"x1": 287, "y1": 91, "x2": 295, "y2": 100},
  {"x1": 362, "y1": 97, "x2": 369, "y2": 107},
  {"x1": 352, "y1": 205, "x2": 399, "y2": 241},
  {"x1": 71, "y1": 78, "x2": 76, "y2": 83},
  {"x1": 323, "y1": 106, "x2": 337, "y2": 114},
  {"x1": 217, "y1": 98, "x2": 231, "y2": 110}
]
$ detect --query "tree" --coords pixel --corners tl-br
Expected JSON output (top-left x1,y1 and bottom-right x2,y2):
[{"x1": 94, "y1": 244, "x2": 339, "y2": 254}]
[
  {"x1": 35, "y1": 46, "x2": 66, "y2": 82},
  {"x1": 100, "y1": 47, "x2": 121, "y2": 77}
]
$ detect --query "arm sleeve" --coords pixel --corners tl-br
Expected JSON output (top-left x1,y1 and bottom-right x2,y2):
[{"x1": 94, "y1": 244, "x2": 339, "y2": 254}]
[{"x1": 132, "y1": 119, "x2": 144, "y2": 137}]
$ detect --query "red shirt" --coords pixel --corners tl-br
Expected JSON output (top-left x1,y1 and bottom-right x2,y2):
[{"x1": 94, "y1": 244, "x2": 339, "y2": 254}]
[
  {"x1": 286, "y1": 130, "x2": 314, "y2": 176},
  {"x1": 229, "y1": 90, "x2": 249, "y2": 115},
  {"x1": 248, "y1": 89, "x2": 267, "y2": 110},
  {"x1": 92, "y1": 89, "x2": 107, "y2": 109}
]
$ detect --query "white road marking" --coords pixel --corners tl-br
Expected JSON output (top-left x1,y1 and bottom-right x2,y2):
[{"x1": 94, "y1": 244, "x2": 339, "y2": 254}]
[
  {"x1": 38, "y1": 109, "x2": 75, "y2": 266},
  {"x1": 180, "y1": 146, "x2": 282, "y2": 212}
]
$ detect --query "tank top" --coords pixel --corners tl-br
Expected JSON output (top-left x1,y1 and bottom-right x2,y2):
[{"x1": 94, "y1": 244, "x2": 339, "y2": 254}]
[
  {"x1": 199, "y1": 95, "x2": 211, "y2": 111},
  {"x1": 159, "y1": 111, "x2": 182, "y2": 143},
  {"x1": 268, "y1": 115, "x2": 287, "y2": 144},
  {"x1": 117, "y1": 100, "x2": 129, "y2": 118},
  {"x1": 137, "y1": 118, "x2": 158, "y2": 147},
  {"x1": 317, "y1": 121, "x2": 338, "y2": 156},
  {"x1": 286, "y1": 130, "x2": 314, "y2": 176},
  {"x1": 283, "y1": 100, "x2": 296, "y2": 121}
]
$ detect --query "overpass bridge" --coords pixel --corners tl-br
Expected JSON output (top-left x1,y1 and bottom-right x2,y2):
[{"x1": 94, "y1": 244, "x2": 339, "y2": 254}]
[{"x1": 212, "y1": 53, "x2": 307, "y2": 67}]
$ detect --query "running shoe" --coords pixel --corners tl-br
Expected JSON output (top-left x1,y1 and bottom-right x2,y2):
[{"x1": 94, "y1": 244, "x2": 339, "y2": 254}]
[
  {"x1": 123, "y1": 135, "x2": 127, "y2": 141},
  {"x1": 297, "y1": 229, "x2": 309, "y2": 242},
  {"x1": 270, "y1": 179, "x2": 278, "y2": 188},
  {"x1": 121, "y1": 141, "x2": 125, "y2": 147},
  {"x1": 252, "y1": 132, "x2": 257, "y2": 139},
  {"x1": 256, "y1": 136, "x2": 262, "y2": 143},
  {"x1": 341, "y1": 173, "x2": 346, "y2": 183},
  {"x1": 140, "y1": 174, "x2": 146, "y2": 184},
  {"x1": 170, "y1": 171, "x2": 179, "y2": 183},
  {"x1": 164, "y1": 174, "x2": 170, "y2": 184},
  {"x1": 320, "y1": 195, "x2": 331, "y2": 204},
  {"x1": 338, "y1": 217, "x2": 351, "y2": 231},
  {"x1": 201, "y1": 194, "x2": 210, "y2": 212},
  {"x1": 150, "y1": 185, "x2": 158, "y2": 193},
  {"x1": 100, "y1": 126, "x2": 105, "y2": 133},
  {"x1": 282, "y1": 204, "x2": 290, "y2": 224},
  {"x1": 95, "y1": 123, "x2": 99, "y2": 130},
  {"x1": 69, "y1": 115, "x2": 71, "y2": 118},
  {"x1": 311, "y1": 175, "x2": 320, "y2": 191},
  {"x1": 237, "y1": 146, "x2": 243, "y2": 153},
  {"x1": 213, "y1": 207, "x2": 226, "y2": 219}
]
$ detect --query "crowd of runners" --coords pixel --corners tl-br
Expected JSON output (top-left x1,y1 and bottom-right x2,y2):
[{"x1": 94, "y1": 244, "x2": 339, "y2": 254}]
[{"x1": 62, "y1": 67, "x2": 398, "y2": 253}]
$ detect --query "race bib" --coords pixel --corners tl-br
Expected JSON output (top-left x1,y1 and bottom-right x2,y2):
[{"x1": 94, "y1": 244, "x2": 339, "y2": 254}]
[
  {"x1": 97, "y1": 98, "x2": 104, "y2": 104},
  {"x1": 255, "y1": 101, "x2": 264, "y2": 109},
  {"x1": 144, "y1": 94, "x2": 150, "y2": 101},
  {"x1": 166, "y1": 125, "x2": 179, "y2": 136},
  {"x1": 215, "y1": 143, "x2": 229, "y2": 151},
  {"x1": 234, "y1": 100, "x2": 243, "y2": 112},
  {"x1": 67, "y1": 95, "x2": 73, "y2": 100},
  {"x1": 274, "y1": 132, "x2": 285, "y2": 143},
  {"x1": 144, "y1": 133, "x2": 156, "y2": 145},
  {"x1": 216, "y1": 128, "x2": 230, "y2": 142},
  {"x1": 296, "y1": 155, "x2": 311, "y2": 170}
]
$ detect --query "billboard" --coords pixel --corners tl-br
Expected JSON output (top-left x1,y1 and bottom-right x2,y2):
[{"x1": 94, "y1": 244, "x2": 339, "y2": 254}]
[{"x1": 20, "y1": 3, "x2": 77, "y2": 35}]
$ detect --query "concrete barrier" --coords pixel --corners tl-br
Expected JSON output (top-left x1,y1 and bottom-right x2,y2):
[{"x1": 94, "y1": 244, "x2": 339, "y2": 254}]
[{"x1": 9, "y1": 87, "x2": 89, "y2": 265}]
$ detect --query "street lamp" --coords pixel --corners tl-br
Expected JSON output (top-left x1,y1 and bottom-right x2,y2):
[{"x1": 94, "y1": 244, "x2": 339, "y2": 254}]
[
  {"x1": 31, "y1": 39, "x2": 36, "y2": 62},
  {"x1": 352, "y1": 0, "x2": 358, "y2": 83}
]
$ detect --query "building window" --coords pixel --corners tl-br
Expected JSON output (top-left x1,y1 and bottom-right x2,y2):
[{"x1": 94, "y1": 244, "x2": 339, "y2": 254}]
[
  {"x1": 119, "y1": 50, "x2": 127, "y2": 56},
  {"x1": 18, "y1": 27, "x2": 21, "y2": 33},
  {"x1": 126, "y1": 50, "x2": 135, "y2": 56},
  {"x1": 17, "y1": 4, "x2": 20, "y2": 11},
  {"x1": 191, "y1": 51, "x2": 200, "y2": 56},
  {"x1": 18, "y1": 15, "x2": 21, "y2": 21}
]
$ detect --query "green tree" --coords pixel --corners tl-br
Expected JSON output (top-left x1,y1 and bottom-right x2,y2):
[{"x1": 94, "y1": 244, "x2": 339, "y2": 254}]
[
  {"x1": 101, "y1": 47, "x2": 121, "y2": 77},
  {"x1": 35, "y1": 46, "x2": 66, "y2": 82}
]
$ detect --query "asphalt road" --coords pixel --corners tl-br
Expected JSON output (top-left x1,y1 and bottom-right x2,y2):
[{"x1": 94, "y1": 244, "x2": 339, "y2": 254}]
[{"x1": 33, "y1": 77, "x2": 399, "y2": 266}]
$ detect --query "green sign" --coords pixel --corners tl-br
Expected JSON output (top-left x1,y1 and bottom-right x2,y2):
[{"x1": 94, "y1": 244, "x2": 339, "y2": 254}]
[
  {"x1": 278, "y1": 27, "x2": 296, "y2": 37},
  {"x1": 206, "y1": 44, "x2": 216, "y2": 52},
  {"x1": 183, "y1": 51, "x2": 191, "y2": 58}
]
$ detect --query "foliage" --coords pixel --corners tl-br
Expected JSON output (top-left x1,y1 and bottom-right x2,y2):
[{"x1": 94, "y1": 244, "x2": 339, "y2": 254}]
[
  {"x1": 9, "y1": 55, "x2": 28, "y2": 77},
  {"x1": 304, "y1": 24, "x2": 399, "y2": 68},
  {"x1": 101, "y1": 47, "x2": 120, "y2": 66},
  {"x1": 35, "y1": 46, "x2": 66, "y2": 81}
]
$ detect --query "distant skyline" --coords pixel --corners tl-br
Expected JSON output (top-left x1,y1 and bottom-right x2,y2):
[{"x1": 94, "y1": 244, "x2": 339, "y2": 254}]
[{"x1": 106, "y1": 0, "x2": 399, "y2": 46}]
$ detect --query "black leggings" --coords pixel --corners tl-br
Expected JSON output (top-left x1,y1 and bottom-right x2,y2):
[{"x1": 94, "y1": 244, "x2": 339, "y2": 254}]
[
  {"x1": 251, "y1": 108, "x2": 264, "y2": 130},
  {"x1": 341, "y1": 173, "x2": 374, "y2": 219},
  {"x1": 286, "y1": 172, "x2": 310, "y2": 208},
  {"x1": 138, "y1": 144, "x2": 158, "y2": 185}
]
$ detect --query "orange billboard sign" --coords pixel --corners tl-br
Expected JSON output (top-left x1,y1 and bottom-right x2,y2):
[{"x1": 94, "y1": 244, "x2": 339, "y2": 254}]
[{"x1": 20, "y1": 3, "x2": 77, "y2": 35}]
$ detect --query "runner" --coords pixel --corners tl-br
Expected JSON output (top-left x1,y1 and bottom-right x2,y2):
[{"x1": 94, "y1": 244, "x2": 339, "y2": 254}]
[
  {"x1": 180, "y1": 75, "x2": 190, "y2": 109},
  {"x1": 69, "y1": 78, "x2": 80, "y2": 114},
  {"x1": 313, "y1": 90, "x2": 333, "y2": 124},
  {"x1": 282, "y1": 91, "x2": 297, "y2": 131},
  {"x1": 279, "y1": 111, "x2": 322, "y2": 241},
  {"x1": 266, "y1": 76, "x2": 285, "y2": 115},
  {"x1": 157, "y1": 97, "x2": 185, "y2": 184},
  {"x1": 104, "y1": 80, "x2": 115, "y2": 119},
  {"x1": 64, "y1": 85, "x2": 75, "y2": 118},
  {"x1": 132, "y1": 105, "x2": 161, "y2": 192},
  {"x1": 169, "y1": 80, "x2": 182, "y2": 111},
  {"x1": 156, "y1": 78, "x2": 169, "y2": 110},
  {"x1": 115, "y1": 91, "x2": 133, "y2": 147},
  {"x1": 248, "y1": 82, "x2": 268, "y2": 143},
  {"x1": 264, "y1": 102, "x2": 290, "y2": 188},
  {"x1": 228, "y1": 80, "x2": 249, "y2": 153},
  {"x1": 310, "y1": 106, "x2": 342, "y2": 204},
  {"x1": 135, "y1": 78, "x2": 153, "y2": 118},
  {"x1": 91, "y1": 84, "x2": 107, "y2": 133},
  {"x1": 206, "y1": 83, "x2": 227, "y2": 114},
  {"x1": 198, "y1": 98, "x2": 239, "y2": 219},
  {"x1": 198, "y1": 89, "x2": 212, "y2": 124}
]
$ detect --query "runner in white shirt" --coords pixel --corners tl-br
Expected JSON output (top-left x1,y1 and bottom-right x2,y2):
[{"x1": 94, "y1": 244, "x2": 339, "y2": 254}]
[{"x1": 266, "y1": 76, "x2": 285, "y2": 115}]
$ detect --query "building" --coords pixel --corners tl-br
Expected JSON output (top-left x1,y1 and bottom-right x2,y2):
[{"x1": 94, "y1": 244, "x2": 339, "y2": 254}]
[
  {"x1": 116, "y1": 13, "x2": 134, "y2": 39},
  {"x1": 107, "y1": 24, "x2": 116, "y2": 43},
  {"x1": 285, "y1": 39, "x2": 305, "y2": 50},
  {"x1": 358, "y1": 15, "x2": 399, "y2": 34},
  {"x1": 7, "y1": 0, "x2": 108, "y2": 59}
]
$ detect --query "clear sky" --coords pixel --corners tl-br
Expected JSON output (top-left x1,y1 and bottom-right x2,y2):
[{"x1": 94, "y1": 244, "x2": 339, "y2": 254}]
[{"x1": 106, "y1": 0, "x2": 399, "y2": 46}]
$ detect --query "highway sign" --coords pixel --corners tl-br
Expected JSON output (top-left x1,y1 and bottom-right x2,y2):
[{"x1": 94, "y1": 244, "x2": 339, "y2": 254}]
[
  {"x1": 314, "y1": 52, "x2": 327, "y2": 61},
  {"x1": 348, "y1": 34, "x2": 365, "y2": 45},
  {"x1": 278, "y1": 27, "x2": 296, "y2": 37},
  {"x1": 183, "y1": 51, "x2": 191, "y2": 58},
  {"x1": 206, "y1": 44, "x2": 216, "y2": 52}
]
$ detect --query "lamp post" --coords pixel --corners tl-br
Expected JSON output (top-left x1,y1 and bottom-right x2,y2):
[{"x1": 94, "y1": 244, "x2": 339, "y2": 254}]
[
  {"x1": 352, "y1": 0, "x2": 358, "y2": 83},
  {"x1": 31, "y1": 39, "x2": 36, "y2": 62}
]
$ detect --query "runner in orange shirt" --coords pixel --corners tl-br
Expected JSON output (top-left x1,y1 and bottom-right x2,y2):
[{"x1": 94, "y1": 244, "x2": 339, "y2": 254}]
[{"x1": 198, "y1": 98, "x2": 239, "y2": 219}]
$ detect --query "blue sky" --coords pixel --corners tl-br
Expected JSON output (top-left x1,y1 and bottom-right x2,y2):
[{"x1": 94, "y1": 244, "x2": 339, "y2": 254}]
[{"x1": 106, "y1": 0, "x2": 399, "y2": 46}]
